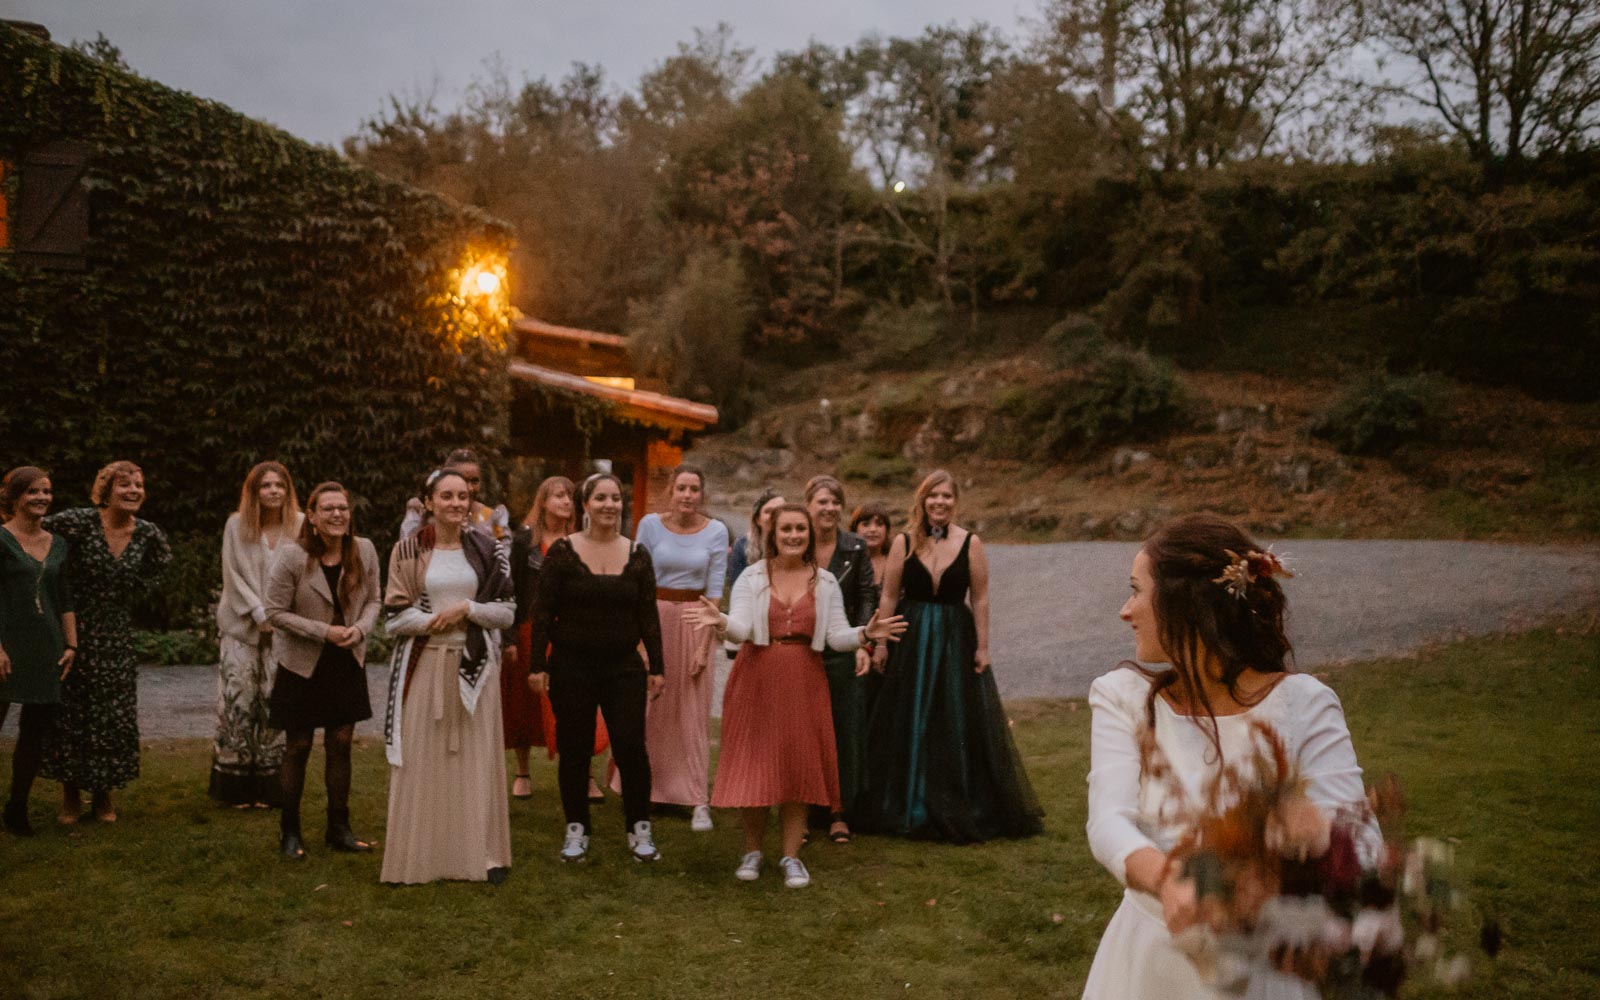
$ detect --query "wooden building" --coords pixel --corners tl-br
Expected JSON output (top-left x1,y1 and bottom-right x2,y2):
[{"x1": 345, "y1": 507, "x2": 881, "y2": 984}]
[{"x1": 507, "y1": 317, "x2": 717, "y2": 528}]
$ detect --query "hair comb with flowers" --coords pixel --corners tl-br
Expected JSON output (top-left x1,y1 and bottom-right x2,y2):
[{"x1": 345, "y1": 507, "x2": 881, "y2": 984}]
[{"x1": 1212, "y1": 547, "x2": 1294, "y2": 599}]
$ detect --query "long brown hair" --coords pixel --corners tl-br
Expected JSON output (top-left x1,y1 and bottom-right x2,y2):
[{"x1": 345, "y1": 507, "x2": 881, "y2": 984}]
[
  {"x1": 298, "y1": 482, "x2": 366, "y2": 611},
  {"x1": 0, "y1": 466, "x2": 49, "y2": 520},
  {"x1": 236, "y1": 461, "x2": 301, "y2": 543},
  {"x1": 523, "y1": 475, "x2": 577, "y2": 535},
  {"x1": 1133, "y1": 513, "x2": 1293, "y2": 758},
  {"x1": 907, "y1": 469, "x2": 958, "y2": 546}
]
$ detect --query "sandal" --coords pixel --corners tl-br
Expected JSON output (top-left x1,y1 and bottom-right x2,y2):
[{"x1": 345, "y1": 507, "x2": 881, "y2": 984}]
[
  {"x1": 512, "y1": 774, "x2": 534, "y2": 800},
  {"x1": 829, "y1": 822, "x2": 852, "y2": 845}
]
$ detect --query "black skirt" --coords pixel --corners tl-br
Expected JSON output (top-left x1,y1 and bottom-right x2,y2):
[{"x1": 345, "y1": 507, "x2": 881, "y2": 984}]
[{"x1": 267, "y1": 644, "x2": 372, "y2": 731}]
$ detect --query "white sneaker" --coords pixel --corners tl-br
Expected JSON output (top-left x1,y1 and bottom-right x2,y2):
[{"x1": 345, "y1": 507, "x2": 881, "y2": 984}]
[
  {"x1": 779, "y1": 855, "x2": 810, "y2": 889},
  {"x1": 735, "y1": 851, "x2": 763, "y2": 881},
  {"x1": 691, "y1": 805, "x2": 713, "y2": 832},
  {"x1": 628, "y1": 820, "x2": 661, "y2": 862},
  {"x1": 560, "y1": 822, "x2": 589, "y2": 864}
]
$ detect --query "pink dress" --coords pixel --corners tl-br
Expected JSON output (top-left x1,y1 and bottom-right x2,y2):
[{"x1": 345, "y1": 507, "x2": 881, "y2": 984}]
[{"x1": 711, "y1": 591, "x2": 841, "y2": 809}]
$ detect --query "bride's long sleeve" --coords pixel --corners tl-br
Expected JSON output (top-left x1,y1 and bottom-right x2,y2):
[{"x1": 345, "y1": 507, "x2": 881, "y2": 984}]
[{"x1": 1086, "y1": 673, "x2": 1159, "y2": 887}]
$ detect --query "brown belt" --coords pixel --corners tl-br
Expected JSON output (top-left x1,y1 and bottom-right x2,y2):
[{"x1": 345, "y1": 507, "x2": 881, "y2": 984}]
[
  {"x1": 656, "y1": 587, "x2": 704, "y2": 603},
  {"x1": 774, "y1": 635, "x2": 810, "y2": 645}
]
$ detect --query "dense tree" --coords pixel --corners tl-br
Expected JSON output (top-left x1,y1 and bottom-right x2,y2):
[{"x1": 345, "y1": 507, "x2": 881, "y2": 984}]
[
  {"x1": 1370, "y1": 0, "x2": 1600, "y2": 166},
  {"x1": 1038, "y1": 0, "x2": 1366, "y2": 169}
]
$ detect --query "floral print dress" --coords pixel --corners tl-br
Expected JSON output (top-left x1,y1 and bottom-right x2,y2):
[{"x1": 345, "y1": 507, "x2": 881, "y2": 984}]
[{"x1": 40, "y1": 507, "x2": 171, "y2": 791}]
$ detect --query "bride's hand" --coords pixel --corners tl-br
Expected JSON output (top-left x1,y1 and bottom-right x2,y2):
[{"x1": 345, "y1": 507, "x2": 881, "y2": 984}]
[
  {"x1": 1159, "y1": 865, "x2": 1199, "y2": 936},
  {"x1": 688, "y1": 595, "x2": 726, "y2": 632}
]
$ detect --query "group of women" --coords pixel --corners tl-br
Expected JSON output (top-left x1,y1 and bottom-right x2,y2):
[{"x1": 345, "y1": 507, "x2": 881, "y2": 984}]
[
  {"x1": 2, "y1": 447, "x2": 1379, "y2": 995},
  {"x1": 1, "y1": 461, "x2": 169, "y2": 836}
]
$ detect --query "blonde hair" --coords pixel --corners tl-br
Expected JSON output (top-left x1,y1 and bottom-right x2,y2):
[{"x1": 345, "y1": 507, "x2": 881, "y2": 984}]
[
  {"x1": 91, "y1": 460, "x2": 142, "y2": 507},
  {"x1": 907, "y1": 469, "x2": 958, "y2": 546},
  {"x1": 236, "y1": 461, "x2": 301, "y2": 543}
]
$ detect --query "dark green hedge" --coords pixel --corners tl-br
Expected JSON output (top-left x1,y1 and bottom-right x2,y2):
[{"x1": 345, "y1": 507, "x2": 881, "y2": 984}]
[{"x1": 0, "y1": 26, "x2": 515, "y2": 559}]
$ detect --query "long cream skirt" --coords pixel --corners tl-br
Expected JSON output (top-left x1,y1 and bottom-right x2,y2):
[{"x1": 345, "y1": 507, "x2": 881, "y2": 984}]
[{"x1": 380, "y1": 641, "x2": 511, "y2": 884}]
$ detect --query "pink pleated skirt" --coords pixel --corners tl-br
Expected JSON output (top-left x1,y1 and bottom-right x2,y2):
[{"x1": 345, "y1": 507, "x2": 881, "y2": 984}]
[
  {"x1": 711, "y1": 640, "x2": 840, "y2": 809},
  {"x1": 635, "y1": 598, "x2": 715, "y2": 806}
]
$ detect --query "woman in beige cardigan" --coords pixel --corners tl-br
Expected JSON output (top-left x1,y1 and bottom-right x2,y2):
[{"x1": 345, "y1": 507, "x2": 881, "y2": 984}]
[
  {"x1": 211, "y1": 461, "x2": 302, "y2": 808},
  {"x1": 264, "y1": 482, "x2": 381, "y2": 861}
]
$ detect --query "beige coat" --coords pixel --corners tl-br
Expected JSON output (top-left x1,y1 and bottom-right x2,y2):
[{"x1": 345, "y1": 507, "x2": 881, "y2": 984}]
[
  {"x1": 217, "y1": 510, "x2": 306, "y2": 644},
  {"x1": 265, "y1": 538, "x2": 381, "y2": 678}
]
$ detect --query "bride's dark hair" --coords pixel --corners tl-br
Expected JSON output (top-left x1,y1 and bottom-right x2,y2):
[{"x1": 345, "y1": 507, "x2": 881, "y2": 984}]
[{"x1": 1132, "y1": 514, "x2": 1294, "y2": 753}]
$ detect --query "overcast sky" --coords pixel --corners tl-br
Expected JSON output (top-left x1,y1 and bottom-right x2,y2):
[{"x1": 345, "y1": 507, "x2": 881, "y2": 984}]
[{"x1": 12, "y1": 1, "x2": 1037, "y2": 146}]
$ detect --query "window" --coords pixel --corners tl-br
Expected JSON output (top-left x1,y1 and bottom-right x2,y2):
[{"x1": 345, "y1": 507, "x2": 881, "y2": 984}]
[{"x1": 7, "y1": 139, "x2": 91, "y2": 268}]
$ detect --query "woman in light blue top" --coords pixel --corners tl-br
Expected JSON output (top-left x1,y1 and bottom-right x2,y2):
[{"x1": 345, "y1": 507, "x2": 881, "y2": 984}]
[{"x1": 629, "y1": 465, "x2": 729, "y2": 831}]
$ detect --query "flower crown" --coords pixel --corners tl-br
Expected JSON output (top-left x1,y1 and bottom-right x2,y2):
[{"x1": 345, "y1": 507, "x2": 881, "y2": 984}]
[{"x1": 1212, "y1": 547, "x2": 1294, "y2": 599}]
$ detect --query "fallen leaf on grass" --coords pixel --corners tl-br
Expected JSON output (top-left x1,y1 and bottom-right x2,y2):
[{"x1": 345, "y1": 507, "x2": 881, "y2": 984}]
[
  {"x1": 341, "y1": 921, "x2": 353, "y2": 928},
  {"x1": 925, "y1": 898, "x2": 937, "y2": 907},
  {"x1": 1051, "y1": 913, "x2": 1065, "y2": 924},
  {"x1": 314, "y1": 884, "x2": 328, "y2": 892}
]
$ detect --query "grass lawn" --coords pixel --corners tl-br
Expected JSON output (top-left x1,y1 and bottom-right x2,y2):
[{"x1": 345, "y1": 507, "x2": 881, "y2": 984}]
[{"x1": 3, "y1": 623, "x2": 1597, "y2": 1000}]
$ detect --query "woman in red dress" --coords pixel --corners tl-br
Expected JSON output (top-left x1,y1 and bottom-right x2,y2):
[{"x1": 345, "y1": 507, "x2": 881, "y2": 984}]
[
  {"x1": 506, "y1": 477, "x2": 607, "y2": 801},
  {"x1": 693, "y1": 504, "x2": 904, "y2": 889}
]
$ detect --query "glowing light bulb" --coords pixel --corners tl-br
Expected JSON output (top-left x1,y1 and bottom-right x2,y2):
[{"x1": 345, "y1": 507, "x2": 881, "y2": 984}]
[
  {"x1": 475, "y1": 270, "x2": 501, "y2": 295},
  {"x1": 892, "y1": 181, "x2": 906, "y2": 193}
]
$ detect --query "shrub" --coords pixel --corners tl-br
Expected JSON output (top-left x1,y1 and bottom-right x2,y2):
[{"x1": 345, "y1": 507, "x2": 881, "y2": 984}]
[
  {"x1": 838, "y1": 445, "x2": 916, "y2": 487},
  {"x1": 1009, "y1": 339, "x2": 1188, "y2": 458},
  {"x1": 135, "y1": 531, "x2": 222, "y2": 632},
  {"x1": 853, "y1": 301, "x2": 947, "y2": 372},
  {"x1": 132, "y1": 628, "x2": 218, "y2": 667},
  {"x1": 628, "y1": 247, "x2": 754, "y2": 422},
  {"x1": 1312, "y1": 372, "x2": 1453, "y2": 456}
]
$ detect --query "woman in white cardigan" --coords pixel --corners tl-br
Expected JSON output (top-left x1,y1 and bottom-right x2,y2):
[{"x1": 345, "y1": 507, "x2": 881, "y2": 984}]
[
  {"x1": 210, "y1": 461, "x2": 302, "y2": 808},
  {"x1": 691, "y1": 504, "x2": 904, "y2": 889}
]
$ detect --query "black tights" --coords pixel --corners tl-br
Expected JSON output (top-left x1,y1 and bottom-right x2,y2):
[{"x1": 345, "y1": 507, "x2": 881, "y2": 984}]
[
  {"x1": 279, "y1": 724, "x2": 355, "y2": 836},
  {"x1": 547, "y1": 657, "x2": 651, "y2": 833},
  {"x1": 3, "y1": 703, "x2": 56, "y2": 808}
]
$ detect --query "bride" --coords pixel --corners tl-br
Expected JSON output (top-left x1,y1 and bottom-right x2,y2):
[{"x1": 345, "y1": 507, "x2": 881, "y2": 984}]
[{"x1": 1083, "y1": 514, "x2": 1376, "y2": 999}]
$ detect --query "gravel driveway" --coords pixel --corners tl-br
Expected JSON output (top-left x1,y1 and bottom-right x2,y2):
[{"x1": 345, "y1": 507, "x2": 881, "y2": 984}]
[{"x1": 5, "y1": 540, "x2": 1595, "y2": 743}]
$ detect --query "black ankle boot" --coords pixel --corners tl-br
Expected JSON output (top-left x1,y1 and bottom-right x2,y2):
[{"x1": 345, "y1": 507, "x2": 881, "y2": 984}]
[
  {"x1": 325, "y1": 807, "x2": 371, "y2": 852},
  {"x1": 280, "y1": 823, "x2": 307, "y2": 861},
  {"x1": 3, "y1": 800, "x2": 34, "y2": 837}
]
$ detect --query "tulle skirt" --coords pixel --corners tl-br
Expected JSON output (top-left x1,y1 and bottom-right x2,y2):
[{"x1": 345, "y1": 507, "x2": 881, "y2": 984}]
[{"x1": 855, "y1": 599, "x2": 1043, "y2": 843}]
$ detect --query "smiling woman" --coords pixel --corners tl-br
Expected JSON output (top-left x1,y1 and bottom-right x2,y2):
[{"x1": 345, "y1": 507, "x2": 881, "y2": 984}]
[
  {"x1": 855, "y1": 469, "x2": 1044, "y2": 843},
  {"x1": 40, "y1": 461, "x2": 171, "y2": 826},
  {"x1": 0, "y1": 466, "x2": 78, "y2": 836}
]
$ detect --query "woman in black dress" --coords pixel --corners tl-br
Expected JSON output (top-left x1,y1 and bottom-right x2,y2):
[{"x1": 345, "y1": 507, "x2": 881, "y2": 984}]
[
  {"x1": 41, "y1": 460, "x2": 170, "y2": 825},
  {"x1": 857, "y1": 469, "x2": 1043, "y2": 842},
  {"x1": 264, "y1": 482, "x2": 381, "y2": 860}
]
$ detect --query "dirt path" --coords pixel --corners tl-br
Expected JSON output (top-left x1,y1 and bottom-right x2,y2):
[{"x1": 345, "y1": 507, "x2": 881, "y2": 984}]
[{"x1": 4, "y1": 540, "x2": 1595, "y2": 743}]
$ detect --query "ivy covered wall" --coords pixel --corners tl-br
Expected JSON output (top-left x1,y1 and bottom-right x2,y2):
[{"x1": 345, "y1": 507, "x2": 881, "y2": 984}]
[{"x1": 0, "y1": 25, "x2": 515, "y2": 561}]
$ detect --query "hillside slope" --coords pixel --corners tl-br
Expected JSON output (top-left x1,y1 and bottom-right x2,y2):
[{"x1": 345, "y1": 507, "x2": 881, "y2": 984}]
[{"x1": 686, "y1": 356, "x2": 1600, "y2": 543}]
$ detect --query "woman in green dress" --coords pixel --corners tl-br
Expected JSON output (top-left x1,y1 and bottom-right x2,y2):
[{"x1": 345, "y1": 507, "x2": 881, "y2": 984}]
[
  {"x1": 41, "y1": 460, "x2": 170, "y2": 824},
  {"x1": 1, "y1": 467, "x2": 78, "y2": 836}
]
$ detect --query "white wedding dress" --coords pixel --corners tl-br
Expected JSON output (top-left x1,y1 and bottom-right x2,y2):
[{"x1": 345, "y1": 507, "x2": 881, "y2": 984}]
[{"x1": 1081, "y1": 669, "x2": 1377, "y2": 1000}]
